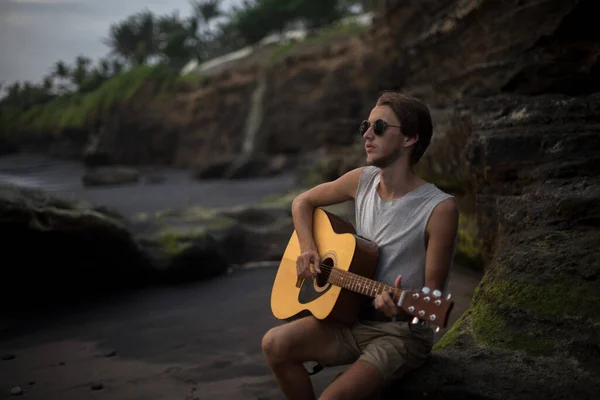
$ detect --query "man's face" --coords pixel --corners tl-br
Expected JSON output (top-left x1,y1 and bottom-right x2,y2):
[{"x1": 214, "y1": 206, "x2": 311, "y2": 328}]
[{"x1": 361, "y1": 105, "x2": 405, "y2": 168}]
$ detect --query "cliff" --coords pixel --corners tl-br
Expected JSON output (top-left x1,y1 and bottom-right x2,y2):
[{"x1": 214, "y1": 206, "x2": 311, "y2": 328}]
[{"x1": 377, "y1": 1, "x2": 600, "y2": 398}]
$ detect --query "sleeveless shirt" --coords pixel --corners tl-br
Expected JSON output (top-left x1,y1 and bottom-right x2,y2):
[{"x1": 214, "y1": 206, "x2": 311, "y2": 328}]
[{"x1": 354, "y1": 166, "x2": 455, "y2": 292}]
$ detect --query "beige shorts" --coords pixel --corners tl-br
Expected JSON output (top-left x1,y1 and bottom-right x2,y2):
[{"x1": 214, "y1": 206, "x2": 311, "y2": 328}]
[{"x1": 321, "y1": 319, "x2": 434, "y2": 383}]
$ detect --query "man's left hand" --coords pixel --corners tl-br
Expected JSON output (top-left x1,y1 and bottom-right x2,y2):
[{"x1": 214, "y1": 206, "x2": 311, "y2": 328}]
[{"x1": 373, "y1": 274, "x2": 403, "y2": 318}]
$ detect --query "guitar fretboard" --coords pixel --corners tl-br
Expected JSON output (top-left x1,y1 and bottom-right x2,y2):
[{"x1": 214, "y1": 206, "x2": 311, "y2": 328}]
[{"x1": 328, "y1": 268, "x2": 402, "y2": 301}]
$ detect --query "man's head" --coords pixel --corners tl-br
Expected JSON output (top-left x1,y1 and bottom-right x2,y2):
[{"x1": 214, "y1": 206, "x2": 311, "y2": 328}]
[{"x1": 359, "y1": 91, "x2": 433, "y2": 168}]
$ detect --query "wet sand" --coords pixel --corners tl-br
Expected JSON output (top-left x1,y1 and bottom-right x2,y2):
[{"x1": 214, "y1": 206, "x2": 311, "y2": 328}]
[{"x1": 0, "y1": 154, "x2": 297, "y2": 216}]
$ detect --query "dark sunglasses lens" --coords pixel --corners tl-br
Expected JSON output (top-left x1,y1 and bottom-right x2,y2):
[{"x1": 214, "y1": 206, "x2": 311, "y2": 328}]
[
  {"x1": 373, "y1": 120, "x2": 385, "y2": 135},
  {"x1": 359, "y1": 120, "x2": 369, "y2": 134}
]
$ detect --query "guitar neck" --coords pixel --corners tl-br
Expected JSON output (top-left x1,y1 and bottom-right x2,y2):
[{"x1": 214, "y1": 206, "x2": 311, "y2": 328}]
[{"x1": 328, "y1": 267, "x2": 403, "y2": 303}]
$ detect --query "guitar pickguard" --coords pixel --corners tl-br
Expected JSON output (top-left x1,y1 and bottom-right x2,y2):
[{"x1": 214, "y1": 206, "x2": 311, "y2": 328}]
[{"x1": 298, "y1": 279, "x2": 332, "y2": 304}]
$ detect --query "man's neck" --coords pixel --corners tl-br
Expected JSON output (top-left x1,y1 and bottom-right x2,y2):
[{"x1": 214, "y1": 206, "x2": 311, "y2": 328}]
[{"x1": 377, "y1": 163, "x2": 426, "y2": 201}]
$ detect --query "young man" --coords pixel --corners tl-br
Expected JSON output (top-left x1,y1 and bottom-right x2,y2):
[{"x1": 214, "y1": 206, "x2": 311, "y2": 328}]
[{"x1": 261, "y1": 92, "x2": 459, "y2": 400}]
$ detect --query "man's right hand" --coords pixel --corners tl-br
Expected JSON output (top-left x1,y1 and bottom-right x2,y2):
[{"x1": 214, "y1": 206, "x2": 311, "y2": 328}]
[{"x1": 296, "y1": 249, "x2": 321, "y2": 280}]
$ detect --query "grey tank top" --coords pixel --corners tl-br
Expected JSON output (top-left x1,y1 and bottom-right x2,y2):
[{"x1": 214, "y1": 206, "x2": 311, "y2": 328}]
[{"x1": 354, "y1": 166, "x2": 455, "y2": 292}]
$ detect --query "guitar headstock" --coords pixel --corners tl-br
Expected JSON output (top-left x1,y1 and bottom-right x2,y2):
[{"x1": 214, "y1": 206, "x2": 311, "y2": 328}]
[{"x1": 397, "y1": 287, "x2": 454, "y2": 332}]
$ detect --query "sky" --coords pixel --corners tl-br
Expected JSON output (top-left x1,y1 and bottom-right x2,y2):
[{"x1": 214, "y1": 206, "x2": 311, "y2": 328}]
[{"x1": 0, "y1": 0, "x2": 242, "y2": 86}]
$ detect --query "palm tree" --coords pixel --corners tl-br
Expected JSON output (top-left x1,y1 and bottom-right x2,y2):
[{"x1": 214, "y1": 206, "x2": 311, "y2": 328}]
[
  {"x1": 71, "y1": 55, "x2": 92, "y2": 88},
  {"x1": 103, "y1": 9, "x2": 158, "y2": 67},
  {"x1": 42, "y1": 76, "x2": 53, "y2": 93},
  {"x1": 52, "y1": 61, "x2": 71, "y2": 94},
  {"x1": 190, "y1": 0, "x2": 223, "y2": 28}
]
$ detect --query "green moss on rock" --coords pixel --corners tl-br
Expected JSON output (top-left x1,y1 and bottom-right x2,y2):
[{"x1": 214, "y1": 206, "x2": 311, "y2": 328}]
[
  {"x1": 158, "y1": 230, "x2": 206, "y2": 256},
  {"x1": 433, "y1": 311, "x2": 470, "y2": 351},
  {"x1": 455, "y1": 212, "x2": 485, "y2": 270},
  {"x1": 467, "y1": 270, "x2": 600, "y2": 354}
]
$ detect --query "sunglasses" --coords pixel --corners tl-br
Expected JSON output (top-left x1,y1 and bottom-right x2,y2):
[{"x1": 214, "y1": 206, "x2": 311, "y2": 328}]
[{"x1": 359, "y1": 119, "x2": 401, "y2": 136}]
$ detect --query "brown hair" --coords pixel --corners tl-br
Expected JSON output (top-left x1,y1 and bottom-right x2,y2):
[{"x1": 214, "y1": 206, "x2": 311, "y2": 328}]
[{"x1": 376, "y1": 91, "x2": 433, "y2": 165}]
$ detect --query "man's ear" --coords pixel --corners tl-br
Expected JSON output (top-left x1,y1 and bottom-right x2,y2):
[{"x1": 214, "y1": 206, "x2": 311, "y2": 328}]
[{"x1": 404, "y1": 134, "x2": 419, "y2": 148}]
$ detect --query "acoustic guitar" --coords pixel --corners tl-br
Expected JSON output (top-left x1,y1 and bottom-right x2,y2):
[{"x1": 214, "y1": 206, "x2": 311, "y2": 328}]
[{"x1": 270, "y1": 208, "x2": 454, "y2": 331}]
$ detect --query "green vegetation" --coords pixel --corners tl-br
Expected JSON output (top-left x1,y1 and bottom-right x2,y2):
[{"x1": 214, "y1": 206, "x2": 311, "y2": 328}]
[
  {"x1": 1, "y1": 0, "x2": 375, "y2": 141},
  {"x1": 432, "y1": 311, "x2": 470, "y2": 351},
  {"x1": 455, "y1": 212, "x2": 485, "y2": 270},
  {"x1": 270, "y1": 20, "x2": 367, "y2": 62},
  {"x1": 453, "y1": 266, "x2": 599, "y2": 355},
  {"x1": 6, "y1": 66, "x2": 185, "y2": 134}
]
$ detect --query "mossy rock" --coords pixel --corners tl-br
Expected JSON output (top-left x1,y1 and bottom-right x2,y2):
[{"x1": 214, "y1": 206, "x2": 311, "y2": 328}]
[
  {"x1": 454, "y1": 212, "x2": 485, "y2": 270},
  {"x1": 0, "y1": 184, "x2": 151, "y2": 308},
  {"x1": 132, "y1": 206, "x2": 239, "y2": 281}
]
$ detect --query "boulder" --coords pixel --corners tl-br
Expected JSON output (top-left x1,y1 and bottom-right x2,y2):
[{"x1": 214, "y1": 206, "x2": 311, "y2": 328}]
[
  {"x1": 132, "y1": 198, "x2": 300, "y2": 274},
  {"x1": 0, "y1": 184, "x2": 150, "y2": 310},
  {"x1": 82, "y1": 166, "x2": 140, "y2": 187},
  {"x1": 192, "y1": 154, "x2": 294, "y2": 180},
  {"x1": 382, "y1": 93, "x2": 600, "y2": 399},
  {"x1": 132, "y1": 206, "x2": 237, "y2": 282}
]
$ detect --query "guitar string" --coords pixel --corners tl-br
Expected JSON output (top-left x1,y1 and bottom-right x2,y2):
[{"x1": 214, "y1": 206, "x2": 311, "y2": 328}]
[
  {"x1": 301, "y1": 261, "x2": 403, "y2": 300},
  {"x1": 293, "y1": 261, "x2": 448, "y2": 323}
]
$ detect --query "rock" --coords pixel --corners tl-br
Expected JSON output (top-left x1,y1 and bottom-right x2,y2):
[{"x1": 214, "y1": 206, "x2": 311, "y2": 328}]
[
  {"x1": 381, "y1": 93, "x2": 600, "y2": 399},
  {"x1": 192, "y1": 154, "x2": 294, "y2": 180},
  {"x1": 132, "y1": 198, "x2": 298, "y2": 275},
  {"x1": 82, "y1": 151, "x2": 111, "y2": 168},
  {"x1": 82, "y1": 166, "x2": 140, "y2": 187},
  {"x1": 371, "y1": 0, "x2": 600, "y2": 103},
  {"x1": 132, "y1": 206, "x2": 236, "y2": 282},
  {"x1": 0, "y1": 184, "x2": 151, "y2": 310},
  {"x1": 9, "y1": 386, "x2": 23, "y2": 396},
  {"x1": 0, "y1": 134, "x2": 19, "y2": 156},
  {"x1": 90, "y1": 382, "x2": 104, "y2": 390},
  {"x1": 2, "y1": 354, "x2": 15, "y2": 360}
]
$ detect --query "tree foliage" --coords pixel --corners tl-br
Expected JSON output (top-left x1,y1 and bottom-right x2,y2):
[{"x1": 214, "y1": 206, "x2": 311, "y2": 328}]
[{"x1": 1, "y1": 0, "x2": 373, "y2": 112}]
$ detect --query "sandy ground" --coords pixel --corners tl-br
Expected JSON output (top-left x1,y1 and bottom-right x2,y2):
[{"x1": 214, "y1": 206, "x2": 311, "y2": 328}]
[
  {"x1": 0, "y1": 264, "x2": 481, "y2": 400},
  {"x1": 0, "y1": 154, "x2": 483, "y2": 399}
]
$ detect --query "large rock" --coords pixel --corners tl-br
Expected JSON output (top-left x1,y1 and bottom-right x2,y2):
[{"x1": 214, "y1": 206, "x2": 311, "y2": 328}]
[
  {"x1": 0, "y1": 184, "x2": 150, "y2": 310},
  {"x1": 382, "y1": 93, "x2": 600, "y2": 399},
  {"x1": 132, "y1": 206, "x2": 237, "y2": 282},
  {"x1": 132, "y1": 198, "x2": 299, "y2": 273},
  {"x1": 370, "y1": 0, "x2": 600, "y2": 102},
  {"x1": 82, "y1": 166, "x2": 140, "y2": 187}
]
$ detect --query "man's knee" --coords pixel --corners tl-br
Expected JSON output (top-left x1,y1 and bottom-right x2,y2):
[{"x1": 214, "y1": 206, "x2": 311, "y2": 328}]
[{"x1": 261, "y1": 326, "x2": 287, "y2": 364}]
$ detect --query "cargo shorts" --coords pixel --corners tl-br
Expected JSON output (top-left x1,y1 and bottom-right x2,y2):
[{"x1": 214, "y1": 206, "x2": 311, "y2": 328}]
[{"x1": 320, "y1": 318, "x2": 434, "y2": 383}]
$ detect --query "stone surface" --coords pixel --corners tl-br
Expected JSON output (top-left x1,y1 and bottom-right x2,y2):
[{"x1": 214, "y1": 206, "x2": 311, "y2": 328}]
[
  {"x1": 82, "y1": 166, "x2": 140, "y2": 187},
  {"x1": 0, "y1": 183, "x2": 150, "y2": 311},
  {"x1": 381, "y1": 93, "x2": 600, "y2": 399}
]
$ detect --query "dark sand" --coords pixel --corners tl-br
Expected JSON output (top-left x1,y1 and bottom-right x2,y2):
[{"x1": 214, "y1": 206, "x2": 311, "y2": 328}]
[
  {"x1": 0, "y1": 265, "x2": 481, "y2": 400},
  {"x1": 0, "y1": 154, "x2": 482, "y2": 399}
]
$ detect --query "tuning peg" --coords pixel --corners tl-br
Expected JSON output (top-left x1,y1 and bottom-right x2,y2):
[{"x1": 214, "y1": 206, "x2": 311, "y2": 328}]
[
  {"x1": 446, "y1": 293, "x2": 452, "y2": 300},
  {"x1": 411, "y1": 317, "x2": 419, "y2": 324},
  {"x1": 421, "y1": 287, "x2": 431, "y2": 294},
  {"x1": 435, "y1": 326, "x2": 441, "y2": 333},
  {"x1": 433, "y1": 289, "x2": 442, "y2": 297}
]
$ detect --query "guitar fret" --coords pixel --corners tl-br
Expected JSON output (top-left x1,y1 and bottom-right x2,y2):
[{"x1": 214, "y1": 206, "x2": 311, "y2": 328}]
[{"x1": 328, "y1": 268, "x2": 402, "y2": 302}]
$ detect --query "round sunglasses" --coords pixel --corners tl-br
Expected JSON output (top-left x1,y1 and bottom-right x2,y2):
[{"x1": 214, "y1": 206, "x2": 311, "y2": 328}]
[{"x1": 359, "y1": 119, "x2": 401, "y2": 136}]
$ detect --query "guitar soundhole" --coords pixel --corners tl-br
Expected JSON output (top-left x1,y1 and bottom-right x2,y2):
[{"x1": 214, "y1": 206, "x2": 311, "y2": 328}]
[{"x1": 316, "y1": 257, "x2": 333, "y2": 288}]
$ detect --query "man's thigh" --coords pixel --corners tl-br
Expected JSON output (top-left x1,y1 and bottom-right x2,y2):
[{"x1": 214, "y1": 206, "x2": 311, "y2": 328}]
[
  {"x1": 353, "y1": 321, "x2": 434, "y2": 383},
  {"x1": 265, "y1": 316, "x2": 359, "y2": 365}
]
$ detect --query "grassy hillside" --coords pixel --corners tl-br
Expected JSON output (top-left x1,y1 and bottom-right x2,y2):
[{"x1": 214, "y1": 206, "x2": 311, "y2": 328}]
[{"x1": 0, "y1": 66, "x2": 190, "y2": 137}]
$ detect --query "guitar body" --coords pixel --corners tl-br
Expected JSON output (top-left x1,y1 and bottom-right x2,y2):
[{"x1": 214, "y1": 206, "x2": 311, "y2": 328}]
[{"x1": 270, "y1": 208, "x2": 379, "y2": 326}]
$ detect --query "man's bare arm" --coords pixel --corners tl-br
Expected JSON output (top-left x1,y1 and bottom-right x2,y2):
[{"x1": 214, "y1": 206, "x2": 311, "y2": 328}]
[
  {"x1": 424, "y1": 198, "x2": 459, "y2": 292},
  {"x1": 291, "y1": 167, "x2": 365, "y2": 252}
]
